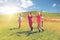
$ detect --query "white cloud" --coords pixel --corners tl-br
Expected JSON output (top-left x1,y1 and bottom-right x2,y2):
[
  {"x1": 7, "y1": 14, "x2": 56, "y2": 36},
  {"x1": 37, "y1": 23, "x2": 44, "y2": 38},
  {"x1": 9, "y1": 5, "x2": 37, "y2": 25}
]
[
  {"x1": 20, "y1": 0, "x2": 34, "y2": 8},
  {"x1": 0, "y1": 0, "x2": 8, "y2": 3},
  {"x1": 0, "y1": 0, "x2": 4, "y2": 3},
  {"x1": 0, "y1": 5, "x2": 27, "y2": 14},
  {"x1": 52, "y1": 3, "x2": 56, "y2": 7},
  {"x1": 0, "y1": 6, "x2": 20, "y2": 14},
  {"x1": 0, "y1": 0, "x2": 34, "y2": 14},
  {"x1": 0, "y1": 0, "x2": 34, "y2": 9},
  {"x1": 4, "y1": 0, "x2": 8, "y2": 1}
]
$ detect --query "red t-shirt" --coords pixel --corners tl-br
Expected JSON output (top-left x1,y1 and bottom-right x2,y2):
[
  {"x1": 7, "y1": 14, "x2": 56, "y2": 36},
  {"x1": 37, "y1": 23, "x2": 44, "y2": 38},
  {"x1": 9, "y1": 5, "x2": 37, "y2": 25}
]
[
  {"x1": 28, "y1": 15, "x2": 32, "y2": 24},
  {"x1": 36, "y1": 15, "x2": 41, "y2": 23}
]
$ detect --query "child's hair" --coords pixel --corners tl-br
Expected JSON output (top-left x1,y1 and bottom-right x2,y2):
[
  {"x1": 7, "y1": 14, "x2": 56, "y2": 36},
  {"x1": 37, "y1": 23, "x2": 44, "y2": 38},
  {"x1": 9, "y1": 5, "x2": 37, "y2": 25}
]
[
  {"x1": 38, "y1": 11, "x2": 42, "y2": 16},
  {"x1": 38, "y1": 12, "x2": 40, "y2": 15},
  {"x1": 20, "y1": 13, "x2": 22, "y2": 16},
  {"x1": 29, "y1": 12, "x2": 32, "y2": 14},
  {"x1": 28, "y1": 12, "x2": 32, "y2": 16},
  {"x1": 20, "y1": 13, "x2": 21, "y2": 15}
]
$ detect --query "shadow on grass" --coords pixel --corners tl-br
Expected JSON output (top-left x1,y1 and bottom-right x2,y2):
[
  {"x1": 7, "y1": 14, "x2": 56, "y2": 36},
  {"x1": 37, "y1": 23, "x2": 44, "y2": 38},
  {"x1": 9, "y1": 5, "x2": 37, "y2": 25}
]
[
  {"x1": 9, "y1": 28, "x2": 19, "y2": 30},
  {"x1": 16, "y1": 31, "x2": 40, "y2": 36},
  {"x1": 16, "y1": 31, "x2": 26, "y2": 34},
  {"x1": 26, "y1": 31, "x2": 39, "y2": 36},
  {"x1": 16, "y1": 31, "x2": 26, "y2": 37},
  {"x1": 9, "y1": 28, "x2": 43, "y2": 37},
  {"x1": 9, "y1": 30, "x2": 44, "y2": 37}
]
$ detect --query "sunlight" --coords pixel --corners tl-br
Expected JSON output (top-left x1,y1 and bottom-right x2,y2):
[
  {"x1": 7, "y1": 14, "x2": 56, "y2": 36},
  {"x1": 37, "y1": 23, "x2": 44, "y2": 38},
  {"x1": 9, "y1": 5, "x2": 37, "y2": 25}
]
[
  {"x1": 0, "y1": 6, "x2": 20, "y2": 21},
  {"x1": 1, "y1": 6, "x2": 19, "y2": 15}
]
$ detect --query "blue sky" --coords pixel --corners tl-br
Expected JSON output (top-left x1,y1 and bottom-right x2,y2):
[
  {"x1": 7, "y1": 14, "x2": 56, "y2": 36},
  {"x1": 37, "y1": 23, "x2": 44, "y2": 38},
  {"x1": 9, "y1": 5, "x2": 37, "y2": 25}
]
[
  {"x1": 0, "y1": 0, "x2": 60, "y2": 14},
  {"x1": 29, "y1": 0, "x2": 60, "y2": 12}
]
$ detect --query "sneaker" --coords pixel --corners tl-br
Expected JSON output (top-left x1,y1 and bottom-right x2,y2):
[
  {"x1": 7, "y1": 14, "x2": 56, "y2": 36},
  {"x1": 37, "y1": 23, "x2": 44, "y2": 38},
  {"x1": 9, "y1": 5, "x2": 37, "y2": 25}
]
[
  {"x1": 31, "y1": 27, "x2": 33, "y2": 31},
  {"x1": 39, "y1": 30, "x2": 41, "y2": 32},
  {"x1": 42, "y1": 29, "x2": 44, "y2": 31}
]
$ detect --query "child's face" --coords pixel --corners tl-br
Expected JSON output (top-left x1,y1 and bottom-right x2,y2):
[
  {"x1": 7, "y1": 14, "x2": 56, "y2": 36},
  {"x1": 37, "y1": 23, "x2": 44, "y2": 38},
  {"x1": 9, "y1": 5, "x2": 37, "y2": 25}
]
[
  {"x1": 20, "y1": 13, "x2": 22, "y2": 16},
  {"x1": 28, "y1": 12, "x2": 32, "y2": 16},
  {"x1": 38, "y1": 12, "x2": 41, "y2": 15}
]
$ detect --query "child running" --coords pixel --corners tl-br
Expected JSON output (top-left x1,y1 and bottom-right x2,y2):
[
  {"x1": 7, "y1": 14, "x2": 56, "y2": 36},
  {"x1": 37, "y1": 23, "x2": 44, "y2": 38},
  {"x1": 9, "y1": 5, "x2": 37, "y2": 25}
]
[
  {"x1": 40, "y1": 11, "x2": 44, "y2": 31},
  {"x1": 28, "y1": 12, "x2": 33, "y2": 31},
  {"x1": 18, "y1": 13, "x2": 23, "y2": 28},
  {"x1": 36, "y1": 12, "x2": 44, "y2": 32}
]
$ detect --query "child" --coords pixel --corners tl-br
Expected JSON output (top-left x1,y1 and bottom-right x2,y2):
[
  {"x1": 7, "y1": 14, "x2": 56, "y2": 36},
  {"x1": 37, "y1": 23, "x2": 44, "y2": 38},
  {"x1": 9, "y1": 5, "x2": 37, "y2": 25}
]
[
  {"x1": 28, "y1": 12, "x2": 33, "y2": 31},
  {"x1": 40, "y1": 12, "x2": 44, "y2": 31},
  {"x1": 36, "y1": 12, "x2": 44, "y2": 32},
  {"x1": 18, "y1": 13, "x2": 23, "y2": 28}
]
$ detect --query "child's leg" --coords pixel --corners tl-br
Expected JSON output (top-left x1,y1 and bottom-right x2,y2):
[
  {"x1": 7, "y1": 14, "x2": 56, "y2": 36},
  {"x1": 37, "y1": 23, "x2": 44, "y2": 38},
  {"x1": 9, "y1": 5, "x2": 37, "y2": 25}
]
[
  {"x1": 19, "y1": 24, "x2": 21, "y2": 28},
  {"x1": 37, "y1": 23, "x2": 41, "y2": 32},
  {"x1": 42, "y1": 21, "x2": 43, "y2": 27},
  {"x1": 41, "y1": 21, "x2": 44, "y2": 31},
  {"x1": 29, "y1": 23, "x2": 33, "y2": 31},
  {"x1": 18, "y1": 22, "x2": 21, "y2": 28}
]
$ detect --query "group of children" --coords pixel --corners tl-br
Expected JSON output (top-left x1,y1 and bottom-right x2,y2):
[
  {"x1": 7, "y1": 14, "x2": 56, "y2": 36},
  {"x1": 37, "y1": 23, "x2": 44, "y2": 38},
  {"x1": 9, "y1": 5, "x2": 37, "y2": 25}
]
[{"x1": 18, "y1": 12, "x2": 44, "y2": 32}]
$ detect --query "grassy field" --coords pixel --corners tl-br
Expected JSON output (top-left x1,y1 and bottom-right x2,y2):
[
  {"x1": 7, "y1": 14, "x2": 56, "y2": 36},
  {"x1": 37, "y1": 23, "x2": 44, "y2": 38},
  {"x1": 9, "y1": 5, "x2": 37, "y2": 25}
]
[{"x1": 0, "y1": 12, "x2": 60, "y2": 40}]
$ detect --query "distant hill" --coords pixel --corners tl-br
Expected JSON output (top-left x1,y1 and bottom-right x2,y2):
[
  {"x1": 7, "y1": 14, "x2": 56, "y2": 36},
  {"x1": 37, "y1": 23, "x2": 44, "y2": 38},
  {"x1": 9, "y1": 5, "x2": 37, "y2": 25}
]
[
  {"x1": 22, "y1": 11, "x2": 60, "y2": 18},
  {"x1": 0, "y1": 11, "x2": 60, "y2": 18}
]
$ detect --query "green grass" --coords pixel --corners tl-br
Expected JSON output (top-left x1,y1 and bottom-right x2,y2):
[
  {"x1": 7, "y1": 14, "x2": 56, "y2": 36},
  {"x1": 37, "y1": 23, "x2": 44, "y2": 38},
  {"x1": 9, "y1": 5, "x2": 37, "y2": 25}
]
[
  {"x1": 0, "y1": 27, "x2": 60, "y2": 40},
  {"x1": 23, "y1": 11, "x2": 60, "y2": 18},
  {"x1": 0, "y1": 12, "x2": 60, "y2": 40},
  {"x1": 42, "y1": 12, "x2": 60, "y2": 18}
]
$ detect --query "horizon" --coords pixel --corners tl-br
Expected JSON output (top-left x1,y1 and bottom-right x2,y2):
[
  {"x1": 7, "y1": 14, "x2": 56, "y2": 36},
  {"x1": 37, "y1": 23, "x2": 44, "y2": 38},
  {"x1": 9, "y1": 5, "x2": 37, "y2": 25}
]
[{"x1": 0, "y1": 0, "x2": 60, "y2": 14}]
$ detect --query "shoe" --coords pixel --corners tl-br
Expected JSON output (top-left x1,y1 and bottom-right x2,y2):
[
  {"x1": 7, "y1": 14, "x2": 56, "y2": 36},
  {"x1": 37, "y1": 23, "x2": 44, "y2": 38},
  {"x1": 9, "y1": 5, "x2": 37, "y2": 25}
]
[
  {"x1": 42, "y1": 29, "x2": 44, "y2": 31},
  {"x1": 31, "y1": 27, "x2": 33, "y2": 31},
  {"x1": 39, "y1": 30, "x2": 41, "y2": 32}
]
